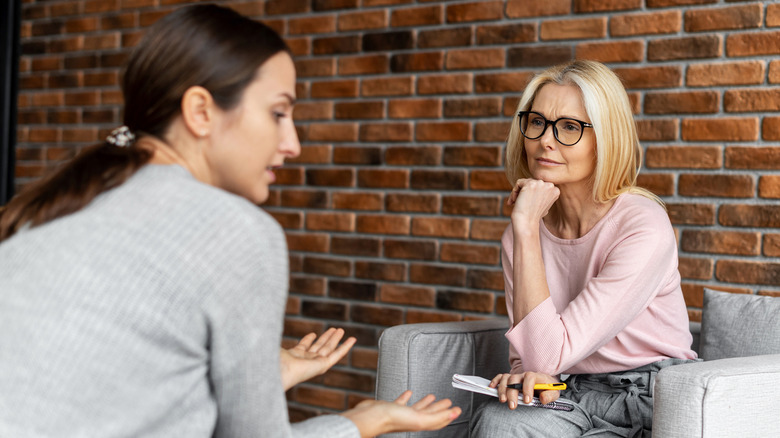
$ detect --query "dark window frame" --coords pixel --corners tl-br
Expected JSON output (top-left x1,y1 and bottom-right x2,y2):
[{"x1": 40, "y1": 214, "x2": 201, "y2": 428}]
[{"x1": 1, "y1": 0, "x2": 21, "y2": 205}]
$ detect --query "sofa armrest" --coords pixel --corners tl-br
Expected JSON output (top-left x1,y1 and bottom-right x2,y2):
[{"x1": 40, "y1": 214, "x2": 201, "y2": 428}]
[
  {"x1": 376, "y1": 319, "x2": 510, "y2": 438},
  {"x1": 652, "y1": 353, "x2": 780, "y2": 438}
]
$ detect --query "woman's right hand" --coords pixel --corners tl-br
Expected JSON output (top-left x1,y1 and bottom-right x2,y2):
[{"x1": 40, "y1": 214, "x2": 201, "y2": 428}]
[
  {"x1": 507, "y1": 178, "x2": 560, "y2": 227},
  {"x1": 341, "y1": 390, "x2": 461, "y2": 438},
  {"x1": 489, "y1": 372, "x2": 561, "y2": 409}
]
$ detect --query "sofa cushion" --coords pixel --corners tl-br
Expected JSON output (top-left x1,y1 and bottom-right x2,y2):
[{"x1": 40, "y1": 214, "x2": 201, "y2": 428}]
[{"x1": 700, "y1": 288, "x2": 780, "y2": 361}]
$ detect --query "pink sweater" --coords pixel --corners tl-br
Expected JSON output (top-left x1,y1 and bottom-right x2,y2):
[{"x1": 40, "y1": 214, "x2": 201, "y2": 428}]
[{"x1": 502, "y1": 193, "x2": 697, "y2": 376}]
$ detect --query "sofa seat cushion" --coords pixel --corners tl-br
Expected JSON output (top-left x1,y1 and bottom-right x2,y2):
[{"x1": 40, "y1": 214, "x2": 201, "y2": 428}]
[{"x1": 700, "y1": 288, "x2": 780, "y2": 361}]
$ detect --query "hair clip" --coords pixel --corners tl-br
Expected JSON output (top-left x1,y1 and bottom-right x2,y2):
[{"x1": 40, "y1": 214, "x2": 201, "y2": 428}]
[{"x1": 106, "y1": 125, "x2": 135, "y2": 147}]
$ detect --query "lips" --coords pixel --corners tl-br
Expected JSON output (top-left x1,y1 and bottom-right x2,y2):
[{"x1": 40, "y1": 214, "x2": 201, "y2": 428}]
[{"x1": 536, "y1": 157, "x2": 563, "y2": 165}]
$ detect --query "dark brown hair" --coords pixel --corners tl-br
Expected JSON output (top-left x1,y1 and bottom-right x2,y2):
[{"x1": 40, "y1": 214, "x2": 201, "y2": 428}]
[{"x1": 0, "y1": 4, "x2": 289, "y2": 241}]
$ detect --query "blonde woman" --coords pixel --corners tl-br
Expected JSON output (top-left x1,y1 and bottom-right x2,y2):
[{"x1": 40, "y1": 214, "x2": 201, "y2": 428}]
[{"x1": 470, "y1": 60, "x2": 697, "y2": 438}]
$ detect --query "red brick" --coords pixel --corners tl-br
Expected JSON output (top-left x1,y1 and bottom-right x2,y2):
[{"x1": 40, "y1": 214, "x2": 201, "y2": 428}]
[
  {"x1": 719, "y1": 205, "x2": 780, "y2": 228},
  {"x1": 681, "y1": 230, "x2": 760, "y2": 256},
  {"x1": 687, "y1": 61, "x2": 765, "y2": 87},
  {"x1": 410, "y1": 265, "x2": 467, "y2": 287},
  {"x1": 306, "y1": 168, "x2": 354, "y2": 187},
  {"x1": 770, "y1": 61, "x2": 780, "y2": 84},
  {"x1": 436, "y1": 289, "x2": 493, "y2": 312},
  {"x1": 446, "y1": 48, "x2": 504, "y2": 70},
  {"x1": 363, "y1": 0, "x2": 413, "y2": 5},
  {"x1": 328, "y1": 280, "x2": 377, "y2": 302},
  {"x1": 333, "y1": 102, "x2": 384, "y2": 120},
  {"x1": 271, "y1": 167, "x2": 303, "y2": 185},
  {"x1": 685, "y1": 4, "x2": 762, "y2": 32},
  {"x1": 644, "y1": 91, "x2": 719, "y2": 114},
  {"x1": 411, "y1": 170, "x2": 467, "y2": 191},
  {"x1": 725, "y1": 89, "x2": 780, "y2": 112},
  {"x1": 681, "y1": 117, "x2": 759, "y2": 142},
  {"x1": 759, "y1": 176, "x2": 780, "y2": 199},
  {"x1": 289, "y1": 145, "x2": 332, "y2": 165},
  {"x1": 416, "y1": 122, "x2": 471, "y2": 142},
  {"x1": 332, "y1": 192, "x2": 383, "y2": 211},
  {"x1": 475, "y1": 72, "x2": 533, "y2": 93},
  {"x1": 281, "y1": 190, "x2": 329, "y2": 209},
  {"x1": 385, "y1": 146, "x2": 442, "y2": 166},
  {"x1": 678, "y1": 174, "x2": 755, "y2": 198},
  {"x1": 443, "y1": 97, "x2": 501, "y2": 118},
  {"x1": 289, "y1": 15, "x2": 336, "y2": 35},
  {"x1": 294, "y1": 102, "x2": 333, "y2": 121},
  {"x1": 475, "y1": 122, "x2": 510, "y2": 143},
  {"x1": 476, "y1": 23, "x2": 536, "y2": 45},
  {"x1": 645, "y1": 146, "x2": 722, "y2": 169},
  {"x1": 727, "y1": 31, "x2": 780, "y2": 57},
  {"x1": 313, "y1": 0, "x2": 358, "y2": 11},
  {"x1": 471, "y1": 219, "x2": 509, "y2": 241},
  {"x1": 636, "y1": 119, "x2": 679, "y2": 141},
  {"x1": 390, "y1": 52, "x2": 443, "y2": 72},
  {"x1": 351, "y1": 347, "x2": 378, "y2": 370},
  {"x1": 295, "y1": 58, "x2": 334, "y2": 79},
  {"x1": 725, "y1": 147, "x2": 780, "y2": 170},
  {"x1": 351, "y1": 304, "x2": 404, "y2": 327},
  {"x1": 301, "y1": 300, "x2": 348, "y2": 321},
  {"x1": 287, "y1": 233, "x2": 330, "y2": 253},
  {"x1": 361, "y1": 76, "x2": 414, "y2": 97},
  {"x1": 356, "y1": 214, "x2": 410, "y2": 235},
  {"x1": 678, "y1": 257, "x2": 713, "y2": 280},
  {"x1": 339, "y1": 10, "x2": 387, "y2": 31},
  {"x1": 412, "y1": 217, "x2": 469, "y2": 239},
  {"x1": 338, "y1": 55, "x2": 388, "y2": 76},
  {"x1": 506, "y1": 0, "x2": 570, "y2": 18},
  {"x1": 610, "y1": 11, "x2": 681, "y2": 36},
  {"x1": 323, "y1": 368, "x2": 376, "y2": 392},
  {"x1": 392, "y1": 5, "x2": 442, "y2": 27},
  {"x1": 311, "y1": 80, "x2": 359, "y2": 98},
  {"x1": 716, "y1": 260, "x2": 780, "y2": 286},
  {"x1": 354, "y1": 261, "x2": 406, "y2": 282},
  {"x1": 419, "y1": 27, "x2": 473, "y2": 48},
  {"x1": 265, "y1": 0, "x2": 309, "y2": 15},
  {"x1": 388, "y1": 98, "x2": 441, "y2": 119},
  {"x1": 417, "y1": 74, "x2": 473, "y2": 95},
  {"x1": 313, "y1": 36, "x2": 360, "y2": 55},
  {"x1": 268, "y1": 211, "x2": 303, "y2": 229},
  {"x1": 636, "y1": 174, "x2": 674, "y2": 196},
  {"x1": 308, "y1": 123, "x2": 358, "y2": 142},
  {"x1": 357, "y1": 169, "x2": 409, "y2": 189},
  {"x1": 541, "y1": 17, "x2": 607, "y2": 41},
  {"x1": 647, "y1": 0, "x2": 715, "y2": 6},
  {"x1": 577, "y1": 40, "x2": 644, "y2": 63},
  {"x1": 290, "y1": 386, "x2": 345, "y2": 410},
  {"x1": 359, "y1": 122, "x2": 413, "y2": 142},
  {"x1": 467, "y1": 269, "x2": 504, "y2": 291},
  {"x1": 333, "y1": 147, "x2": 382, "y2": 166},
  {"x1": 442, "y1": 195, "x2": 500, "y2": 216},
  {"x1": 306, "y1": 212, "x2": 355, "y2": 232},
  {"x1": 507, "y1": 46, "x2": 573, "y2": 68},
  {"x1": 386, "y1": 193, "x2": 440, "y2": 213},
  {"x1": 470, "y1": 170, "x2": 512, "y2": 191},
  {"x1": 648, "y1": 35, "x2": 721, "y2": 61},
  {"x1": 384, "y1": 239, "x2": 438, "y2": 260},
  {"x1": 362, "y1": 30, "x2": 414, "y2": 52},
  {"x1": 575, "y1": 0, "x2": 640, "y2": 12},
  {"x1": 446, "y1": 1, "x2": 502, "y2": 23},
  {"x1": 764, "y1": 234, "x2": 780, "y2": 257},
  {"x1": 443, "y1": 146, "x2": 501, "y2": 167},
  {"x1": 406, "y1": 310, "x2": 462, "y2": 324},
  {"x1": 767, "y1": 3, "x2": 780, "y2": 27},
  {"x1": 440, "y1": 242, "x2": 499, "y2": 265},
  {"x1": 614, "y1": 66, "x2": 683, "y2": 89},
  {"x1": 380, "y1": 284, "x2": 436, "y2": 307},
  {"x1": 303, "y1": 256, "x2": 351, "y2": 277}
]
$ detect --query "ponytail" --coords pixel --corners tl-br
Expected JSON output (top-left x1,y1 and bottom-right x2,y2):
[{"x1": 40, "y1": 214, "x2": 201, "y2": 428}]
[{"x1": 0, "y1": 140, "x2": 151, "y2": 242}]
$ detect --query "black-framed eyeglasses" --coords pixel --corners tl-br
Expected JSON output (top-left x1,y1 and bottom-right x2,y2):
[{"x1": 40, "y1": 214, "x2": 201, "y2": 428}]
[{"x1": 517, "y1": 111, "x2": 593, "y2": 146}]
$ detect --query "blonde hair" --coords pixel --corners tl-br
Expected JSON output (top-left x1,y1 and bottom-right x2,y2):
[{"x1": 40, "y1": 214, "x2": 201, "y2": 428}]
[{"x1": 505, "y1": 60, "x2": 662, "y2": 206}]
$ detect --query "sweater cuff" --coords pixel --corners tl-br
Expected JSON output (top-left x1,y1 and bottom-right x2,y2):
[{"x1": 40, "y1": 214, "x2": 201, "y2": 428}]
[{"x1": 504, "y1": 297, "x2": 558, "y2": 373}]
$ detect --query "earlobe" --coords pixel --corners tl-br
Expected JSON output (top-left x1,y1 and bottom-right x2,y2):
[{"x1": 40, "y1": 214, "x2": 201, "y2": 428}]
[{"x1": 181, "y1": 86, "x2": 214, "y2": 138}]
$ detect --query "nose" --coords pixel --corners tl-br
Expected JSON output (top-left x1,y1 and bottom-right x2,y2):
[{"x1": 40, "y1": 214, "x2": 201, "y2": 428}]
[
  {"x1": 279, "y1": 120, "x2": 301, "y2": 158},
  {"x1": 539, "y1": 122, "x2": 557, "y2": 149}
]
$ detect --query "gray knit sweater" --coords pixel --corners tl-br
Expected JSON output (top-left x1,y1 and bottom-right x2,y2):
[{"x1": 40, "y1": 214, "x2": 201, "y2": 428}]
[{"x1": 0, "y1": 165, "x2": 359, "y2": 438}]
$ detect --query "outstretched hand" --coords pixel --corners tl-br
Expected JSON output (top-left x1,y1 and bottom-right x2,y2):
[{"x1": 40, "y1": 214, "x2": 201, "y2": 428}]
[
  {"x1": 280, "y1": 327, "x2": 356, "y2": 391},
  {"x1": 342, "y1": 390, "x2": 461, "y2": 438}
]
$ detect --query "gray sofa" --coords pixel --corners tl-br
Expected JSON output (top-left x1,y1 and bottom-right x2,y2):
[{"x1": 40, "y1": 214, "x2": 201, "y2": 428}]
[{"x1": 375, "y1": 289, "x2": 780, "y2": 437}]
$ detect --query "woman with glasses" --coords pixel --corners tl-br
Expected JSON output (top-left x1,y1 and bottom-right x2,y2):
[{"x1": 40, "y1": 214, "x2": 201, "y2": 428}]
[{"x1": 470, "y1": 60, "x2": 697, "y2": 438}]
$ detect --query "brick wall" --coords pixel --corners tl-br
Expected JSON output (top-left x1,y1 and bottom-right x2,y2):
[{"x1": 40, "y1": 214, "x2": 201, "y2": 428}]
[{"x1": 16, "y1": 0, "x2": 780, "y2": 420}]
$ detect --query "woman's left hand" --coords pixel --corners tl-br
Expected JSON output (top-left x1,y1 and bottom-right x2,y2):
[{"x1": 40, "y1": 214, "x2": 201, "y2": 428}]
[{"x1": 279, "y1": 327, "x2": 356, "y2": 390}]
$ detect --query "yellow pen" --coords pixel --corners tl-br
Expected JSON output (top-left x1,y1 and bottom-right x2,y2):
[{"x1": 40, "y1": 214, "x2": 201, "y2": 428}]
[{"x1": 506, "y1": 382, "x2": 567, "y2": 391}]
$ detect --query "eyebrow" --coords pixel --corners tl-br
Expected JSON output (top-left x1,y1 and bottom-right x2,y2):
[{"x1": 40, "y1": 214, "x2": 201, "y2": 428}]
[{"x1": 280, "y1": 92, "x2": 296, "y2": 106}]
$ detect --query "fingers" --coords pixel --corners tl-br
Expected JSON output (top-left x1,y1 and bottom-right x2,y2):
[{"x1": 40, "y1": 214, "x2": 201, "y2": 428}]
[
  {"x1": 538, "y1": 389, "x2": 560, "y2": 405},
  {"x1": 393, "y1": 390, "x2": 413, "y2": 406}
]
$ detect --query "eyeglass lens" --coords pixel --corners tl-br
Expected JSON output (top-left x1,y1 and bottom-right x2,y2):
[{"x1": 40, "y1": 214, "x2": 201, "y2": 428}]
[{"x1": 520, "y1": 112, "x2": 585, "y2": 146}]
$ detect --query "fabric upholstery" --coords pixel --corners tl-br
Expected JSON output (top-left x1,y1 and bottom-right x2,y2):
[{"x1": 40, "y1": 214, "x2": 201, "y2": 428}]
[{"x1": 700, "y1": 288, "x2": 780, "y2": 360}]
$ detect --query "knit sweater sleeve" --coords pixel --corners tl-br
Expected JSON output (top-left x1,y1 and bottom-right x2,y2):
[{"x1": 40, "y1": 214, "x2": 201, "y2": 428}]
[
  {"x1": 201, "y1": 203, "x2": 358, "y2": 438},
  {"x1": 503, "y1": 197, "x2": 686, "y2": 376}
]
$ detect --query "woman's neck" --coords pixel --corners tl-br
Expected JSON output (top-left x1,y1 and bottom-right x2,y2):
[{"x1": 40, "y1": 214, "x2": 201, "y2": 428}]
[{"x1": 543, "y1": 185, "x2": 615, "y2": 239}]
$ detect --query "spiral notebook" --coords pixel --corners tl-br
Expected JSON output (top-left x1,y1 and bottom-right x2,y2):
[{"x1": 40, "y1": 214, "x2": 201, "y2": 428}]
[{"x1": 452, "y1": 374, "x2": 575, "y2": 412}]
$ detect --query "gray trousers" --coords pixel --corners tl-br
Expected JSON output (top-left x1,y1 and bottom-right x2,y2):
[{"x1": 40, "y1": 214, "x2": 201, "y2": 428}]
[{"x1": 470, "y1": 358, "x2": 698, "y2": 438}]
